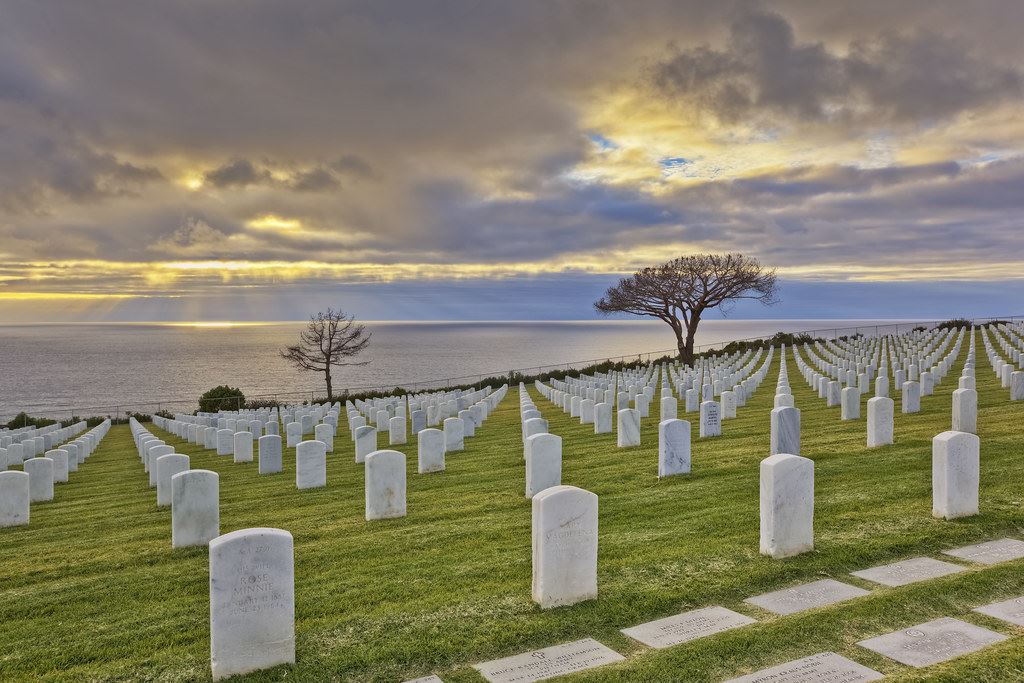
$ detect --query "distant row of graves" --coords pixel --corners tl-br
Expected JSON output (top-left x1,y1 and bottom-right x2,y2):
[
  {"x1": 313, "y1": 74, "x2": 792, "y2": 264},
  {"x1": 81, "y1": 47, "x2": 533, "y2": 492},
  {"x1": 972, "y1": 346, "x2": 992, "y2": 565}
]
[{"x1": 3, "y1": 322, "x2": 1024, "y2": 681}]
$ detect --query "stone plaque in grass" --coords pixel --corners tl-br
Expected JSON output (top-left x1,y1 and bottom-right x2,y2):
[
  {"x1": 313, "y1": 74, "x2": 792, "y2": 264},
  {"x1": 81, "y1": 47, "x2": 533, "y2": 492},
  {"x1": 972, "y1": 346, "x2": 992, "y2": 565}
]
[
  {"x1": 725, "y1": 651, "x2": 882, "y2": 682},
  {"x1": 943, "y1": 538, "x2": 1024, "y2": 565},
  {"x1": 851, "y1": 557, "x2": 966, "y2": 587},
  {"x1": 473, "y1": 638, "x2": 624, "y2": 683},
  {"x1": 402, "y1": 676, "x2": 444, "y2": 683},
  {"x1": 857, "y1": 617, "x2": 1007, "y2": 668},
  {"x1": 745, "y1": 579, "x2": 870, "y2": 616},
  {"x1": 622, "y1": 606, "x2": 755, "y2": 649},
  {"x1": 974, "y1": 595, "x2": 1024, "y2": 626}
]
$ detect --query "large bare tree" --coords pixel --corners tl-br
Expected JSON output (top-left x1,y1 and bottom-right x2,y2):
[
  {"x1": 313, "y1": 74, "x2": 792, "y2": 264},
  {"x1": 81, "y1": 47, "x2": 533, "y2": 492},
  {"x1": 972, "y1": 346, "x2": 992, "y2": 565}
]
[
  {"x1": 595, "y1": 253, "x2": 778, "y2": 365},
  {"x1": 280, "y1": 309, "x2": 371, "y2": 399}
]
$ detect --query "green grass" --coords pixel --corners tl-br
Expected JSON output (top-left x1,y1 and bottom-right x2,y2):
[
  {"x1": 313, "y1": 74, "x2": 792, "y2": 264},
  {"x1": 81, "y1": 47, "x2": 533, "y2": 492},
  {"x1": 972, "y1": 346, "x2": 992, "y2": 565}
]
[{"x1": 3, "y1": 330, "x2": 1024, "y2": 682}]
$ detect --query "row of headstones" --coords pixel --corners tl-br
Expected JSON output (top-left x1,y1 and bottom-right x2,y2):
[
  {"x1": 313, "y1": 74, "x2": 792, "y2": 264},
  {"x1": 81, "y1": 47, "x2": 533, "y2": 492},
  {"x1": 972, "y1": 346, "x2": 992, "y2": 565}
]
[
  {"x1": 982, "y1": 325, "x2": 1024, "y2": 400},
  {"x1": 349, "y1": 384, "x2": 494, "y2": 434},
  {"x1": 533, "y1": 346, "x2": 773, "y2": 449},
  {"x1": 795, "y1": 340, "x2": 981, "y2": 448},
  {"x1": 802, "y1": 326, "x2": 959, "y2": 400},
  {"x1": 796, "y1": 330, "x2": 963, "y2": 418},
  {"x1": 801, "y1": 327, "x2": 962, "y2": 411},
  {"x1": 0, "y1": 420, "x2": 61, "y2": 449},
  {"x1": 0, "y1": 419, "x2": 91, "y2": 464},
  {"x1": 152, "y1": 414, "x2": 345, "y2": 490},
  {"x1": 346, "y1": 386, "x2": 507, "y2": 465},
  {"x1": 145, "y1": 388, "x2": 504, "y2": 530},
  {"x1": 0, "y1": 420, "x2": 110, "y2": 528}
]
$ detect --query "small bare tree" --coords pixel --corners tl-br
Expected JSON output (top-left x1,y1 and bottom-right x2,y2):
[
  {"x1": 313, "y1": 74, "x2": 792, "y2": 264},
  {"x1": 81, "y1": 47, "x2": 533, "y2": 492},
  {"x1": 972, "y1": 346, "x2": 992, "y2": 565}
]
[
  {"x1": 595, "y1": 253, "x2": 778, "y2": 366},
  {"x1": 280, "y1": 309, "x2": 371, "y2": 399}
]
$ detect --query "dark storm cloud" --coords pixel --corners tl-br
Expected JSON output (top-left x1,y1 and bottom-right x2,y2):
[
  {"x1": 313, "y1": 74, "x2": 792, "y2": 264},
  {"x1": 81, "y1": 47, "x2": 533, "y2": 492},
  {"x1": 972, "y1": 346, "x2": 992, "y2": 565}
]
[
  {"x1": 202, "y1": 159, "x2": 271, "y2": 188},
  {"x1": 0, "y1": 0, "x2": 1022, "y2": 313},
  {"x1": 651, "y1": 7, "x2": 1023, "y2": 127}
]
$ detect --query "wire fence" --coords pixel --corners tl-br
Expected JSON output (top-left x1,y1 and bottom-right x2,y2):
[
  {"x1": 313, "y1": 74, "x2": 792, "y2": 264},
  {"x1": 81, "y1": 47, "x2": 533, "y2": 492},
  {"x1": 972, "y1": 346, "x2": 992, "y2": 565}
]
[{"x1": 3, "y1": 316, "x2": 1020, "y2": 427}]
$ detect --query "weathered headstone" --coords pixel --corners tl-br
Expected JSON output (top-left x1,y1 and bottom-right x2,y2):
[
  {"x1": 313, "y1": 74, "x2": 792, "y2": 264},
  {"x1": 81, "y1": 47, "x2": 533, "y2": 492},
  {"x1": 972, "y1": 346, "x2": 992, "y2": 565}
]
[
  {"x1": 594, "y1": 402, "x2": 612, "y2": 434},
  {"x1": 156, "y1": 453, "x2": 190, "y2": 507},
  {"x1": 616, "y1": 408, "x2": 640, "y2": 447},
  {"x1": 24, "y1": 457, "x2": 54, "y2": 503},
  {"x1": 285, "y1": 421, "x2": 302, "y2": 448},
  {"x1": 0, "y1": 471, "x2": 30, "y2": 527},
  {"x1": 216, "y1": 429, "x2": 234, "y2": 456},
  {"x1": 699, "y1": 401, "x2": 721, "y2": 438},
  {"x1": 365, "y1": 449, "x2": 407, "y2": 520},
  {"x1": 354, "y1": 426, "x2": 377, "y2": 463},
  {"x1": 258, "y1": 435, "x2": 283, "y2": 474},
  {"x1": 443, "y1": 417, "x2": 464, "y2": 452},
  {"x1": 233, "y1": 432, "x2": 253, "y2": 463},
  {"x1": 951, "y1": 388, "x2": 977, "y2": 434},
  {"x1": 315, "y1": 423, "x2": 335, "y2": 451},
  {"x1": 171, "y1": 469, "x2": 219, "y2": 548},
  {"x1": 902, "y1": 380, "x2": 921, "y2": 413},
  {"x1": 417, "y1": 428, "x2": 445, "y2": 473},
  {"x1": 658, "y1": 419, "x2": 690, "y2": 477},
  {"x1": 209, "y1": 528, "x2": 295, "y2": 680},
  {"x1": 932, "y1": 430, "x2": 979, "y2": 519},
  {"x1": 525, "y1": 433, "x2": 562, "y2": 498},
  {"x1": 759, "y1": 453, "x2": 813, "y2": 559},
  {"x1": 295, "y1": 440, "x2": 327, "y2": 490},
  {"x1": 532, "y1": 485, "x2": 598, "y2": 608},
  {"x1": 769, "y1": 407, "x2": 800, "y2": 456},
  {"x1": 389, "y1": 416, "x2": 407, "y2": 445},
  {"x1": 866, "y1": 396, "x2": 894, "y2": 447}
]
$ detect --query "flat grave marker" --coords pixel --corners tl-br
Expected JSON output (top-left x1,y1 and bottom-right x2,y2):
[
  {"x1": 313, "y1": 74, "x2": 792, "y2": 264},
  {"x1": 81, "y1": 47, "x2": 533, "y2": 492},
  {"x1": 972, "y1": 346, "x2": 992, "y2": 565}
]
[
  {"x1": 851, "y1": 556, "x2": 967, "y2": 587},
  {"x1": 857, "y1": 617, "x2": 1007, "y2": 668},
  {"x1": 725, "y1": 652, "x2": 882, "y2": 683},
  {"x1": 744, "y1": 579, "x2": 869, "y2": 616},
  {"x1": 472, "y1": 638, "x2": 624, "y2": 683},
  {"x1": 974, "y1": 595, "x2": 1024, "y2": 626},
  {"x1": 621, "y1": 606, "x2": 755, "y2": 649},
  {"x1": 943, "y1": 538, "x2": 1024, "y2": 565}
]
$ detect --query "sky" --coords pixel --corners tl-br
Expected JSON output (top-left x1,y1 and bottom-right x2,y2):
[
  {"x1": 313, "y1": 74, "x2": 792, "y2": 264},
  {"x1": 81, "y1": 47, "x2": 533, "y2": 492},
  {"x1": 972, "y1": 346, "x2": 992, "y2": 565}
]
[{"x1": 2, "y1": 1, "x2": 1023, "y2": 322}]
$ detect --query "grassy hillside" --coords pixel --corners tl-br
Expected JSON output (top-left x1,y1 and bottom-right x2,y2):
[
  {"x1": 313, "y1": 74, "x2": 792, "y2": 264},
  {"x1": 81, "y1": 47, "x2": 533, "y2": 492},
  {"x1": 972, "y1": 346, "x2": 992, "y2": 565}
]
[{"x1": 2, "y1": 330, "x2": 1023, "y2": 682}]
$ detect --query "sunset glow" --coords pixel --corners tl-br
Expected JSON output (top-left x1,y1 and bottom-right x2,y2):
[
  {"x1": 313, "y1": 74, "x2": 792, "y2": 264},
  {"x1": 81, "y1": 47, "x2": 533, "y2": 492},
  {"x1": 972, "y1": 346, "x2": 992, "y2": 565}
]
[{"x1": 2, "y1": 3, "x2": 1023, "y2": 321}]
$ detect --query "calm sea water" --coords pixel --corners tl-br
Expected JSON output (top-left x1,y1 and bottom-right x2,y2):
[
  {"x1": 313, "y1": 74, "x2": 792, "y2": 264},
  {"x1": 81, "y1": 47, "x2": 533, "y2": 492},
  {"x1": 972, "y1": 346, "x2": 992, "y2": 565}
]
[{"x1": 1, "y1": 319, "x2": 912, "y2": 418}]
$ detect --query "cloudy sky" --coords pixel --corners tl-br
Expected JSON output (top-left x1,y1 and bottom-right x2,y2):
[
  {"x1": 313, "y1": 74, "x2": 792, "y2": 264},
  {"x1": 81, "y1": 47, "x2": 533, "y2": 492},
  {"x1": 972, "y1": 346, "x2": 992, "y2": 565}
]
[{"x1": 2, "y1": 0, "x2": 1023, "y2": 322}]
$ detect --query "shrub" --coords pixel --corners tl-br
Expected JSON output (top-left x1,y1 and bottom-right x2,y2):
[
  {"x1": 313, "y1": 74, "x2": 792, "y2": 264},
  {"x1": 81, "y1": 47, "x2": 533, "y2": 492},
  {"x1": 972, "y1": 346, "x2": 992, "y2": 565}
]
[
  {"x1": 198, "y1": 385, "x2": 245, "y2": 413},
  {"x1": 4, "y1": 413, "x2": 58, "y2": 430}
]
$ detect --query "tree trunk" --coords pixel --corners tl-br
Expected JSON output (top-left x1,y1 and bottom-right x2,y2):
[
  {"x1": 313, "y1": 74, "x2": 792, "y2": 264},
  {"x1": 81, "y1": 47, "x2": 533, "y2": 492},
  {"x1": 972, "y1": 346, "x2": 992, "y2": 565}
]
[
  {"x1": 681, "y1": 313, "x2": 701, "y2": 367},
  {"x1": 325, "y1": 369, "x2": 333, "y2": 401}
]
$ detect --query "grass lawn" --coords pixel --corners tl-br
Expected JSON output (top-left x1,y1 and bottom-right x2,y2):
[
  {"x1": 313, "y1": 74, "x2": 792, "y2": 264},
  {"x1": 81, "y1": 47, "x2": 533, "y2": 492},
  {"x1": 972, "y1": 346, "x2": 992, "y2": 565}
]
[{"x1": 3, "y1": 330, "x2": 1024, "y2": 682}]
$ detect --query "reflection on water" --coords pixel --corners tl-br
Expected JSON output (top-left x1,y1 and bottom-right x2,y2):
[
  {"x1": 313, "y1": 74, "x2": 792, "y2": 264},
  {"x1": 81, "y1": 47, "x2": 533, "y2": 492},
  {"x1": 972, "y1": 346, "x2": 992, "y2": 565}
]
[{"x1": 0, "y1": 319, "x2": 913, "y2": 416}]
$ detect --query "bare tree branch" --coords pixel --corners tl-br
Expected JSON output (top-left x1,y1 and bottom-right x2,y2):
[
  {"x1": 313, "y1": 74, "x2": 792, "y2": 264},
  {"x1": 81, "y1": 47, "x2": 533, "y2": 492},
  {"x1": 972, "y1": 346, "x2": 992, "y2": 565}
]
[
  {"x1": 280, "y1": 308, "x2": 371, "y2": 398},
  {"x1": 595, "y1": 253, "x2": 778, "y2": 365}
]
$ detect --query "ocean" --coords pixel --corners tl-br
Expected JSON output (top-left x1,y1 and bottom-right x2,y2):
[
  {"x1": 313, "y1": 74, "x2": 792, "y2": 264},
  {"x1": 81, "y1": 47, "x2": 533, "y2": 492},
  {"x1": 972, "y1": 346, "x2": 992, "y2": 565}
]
[{"x1": 0, "y1": 319, "x2": 919, "y2": 420}]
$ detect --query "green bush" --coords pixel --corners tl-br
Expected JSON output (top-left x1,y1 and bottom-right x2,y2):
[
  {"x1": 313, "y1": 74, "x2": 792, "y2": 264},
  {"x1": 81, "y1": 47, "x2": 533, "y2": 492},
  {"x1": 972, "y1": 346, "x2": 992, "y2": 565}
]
[
  {"x1": 3, "y1": 413, "x2": 58, "y2": 430},
  {"x1": 198, "y1": 385, "x2": 245, "y2": 413}
]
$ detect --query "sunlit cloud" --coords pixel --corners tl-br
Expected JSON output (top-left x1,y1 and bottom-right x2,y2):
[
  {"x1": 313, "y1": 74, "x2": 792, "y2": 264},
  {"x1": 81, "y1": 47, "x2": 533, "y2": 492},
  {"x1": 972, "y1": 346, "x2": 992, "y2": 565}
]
[{"x1": 1, "y1": 2, "x2": 1022, "y2": 321}]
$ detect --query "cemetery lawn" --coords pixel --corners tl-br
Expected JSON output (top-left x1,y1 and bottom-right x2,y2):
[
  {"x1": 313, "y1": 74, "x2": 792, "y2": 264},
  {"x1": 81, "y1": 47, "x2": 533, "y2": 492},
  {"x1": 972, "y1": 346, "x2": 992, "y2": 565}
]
[{"x1": 4, "y1": 330, "x2": 1024, "y2": 682}]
